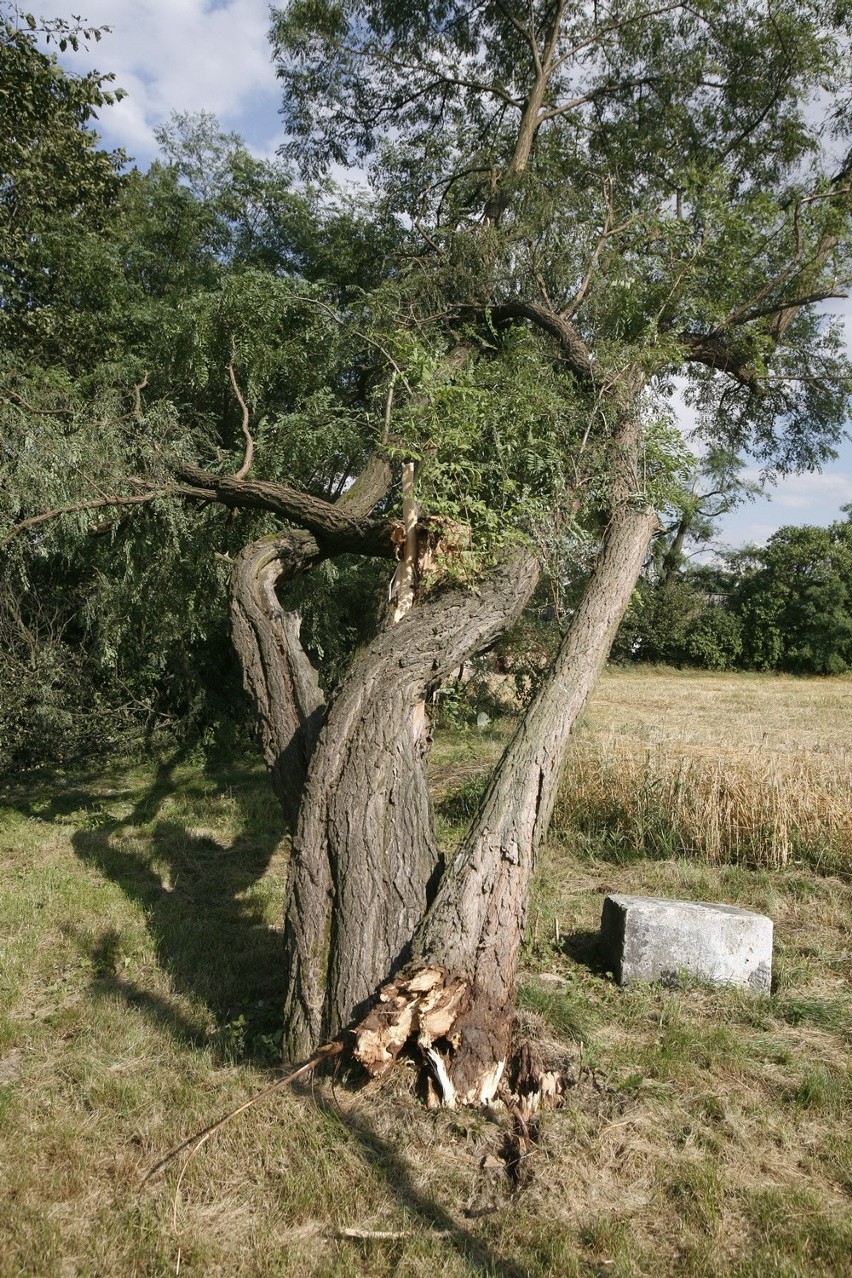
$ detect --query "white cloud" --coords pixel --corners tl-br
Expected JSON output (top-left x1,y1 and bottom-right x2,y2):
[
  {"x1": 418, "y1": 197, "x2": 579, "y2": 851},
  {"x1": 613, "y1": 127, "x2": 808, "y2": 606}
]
[
  {"x1": 766, "y1": 467, "x2": 852, "y2": 512},
  {"x1": 719, "y1": 452, "x2": 852, "y2": 546},
  {"x1": 35, "y1": 0, "x2": 283, "y2": 164}
]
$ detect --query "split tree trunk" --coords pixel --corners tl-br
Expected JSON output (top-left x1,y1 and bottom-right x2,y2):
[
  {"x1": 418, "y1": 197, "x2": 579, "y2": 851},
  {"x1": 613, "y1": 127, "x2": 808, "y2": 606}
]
[
  {"x1": 225, "y1": 391, "x2": 657, "y2": 1101},
  {"x1": 282, "y1": 549, "x2": 541, "y2": 1059},
  {"x1": 353, "y1": 404, "x2": 659, "y2": 1104}
]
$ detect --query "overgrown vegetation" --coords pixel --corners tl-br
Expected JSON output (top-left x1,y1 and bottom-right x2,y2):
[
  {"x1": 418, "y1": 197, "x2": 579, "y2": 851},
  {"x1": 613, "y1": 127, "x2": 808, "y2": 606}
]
[{"x1": 1, "y1": 671, "x2": 850, "y2": 1277}]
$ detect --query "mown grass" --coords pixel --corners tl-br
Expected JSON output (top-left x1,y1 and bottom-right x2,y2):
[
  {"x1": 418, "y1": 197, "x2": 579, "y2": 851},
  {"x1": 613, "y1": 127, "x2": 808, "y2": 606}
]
[{"x1": 1, "y1": 669, "x2": 851, "y2": 1277}]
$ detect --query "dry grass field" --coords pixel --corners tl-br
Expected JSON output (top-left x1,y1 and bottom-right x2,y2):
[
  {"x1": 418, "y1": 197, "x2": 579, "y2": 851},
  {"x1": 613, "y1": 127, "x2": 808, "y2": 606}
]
[
  {"x1": 557, "y1": 667, "x2": 852, "y2": 871},
  {"x1": 0, "y1": 669, "x2": 850, "y2": 1277}
]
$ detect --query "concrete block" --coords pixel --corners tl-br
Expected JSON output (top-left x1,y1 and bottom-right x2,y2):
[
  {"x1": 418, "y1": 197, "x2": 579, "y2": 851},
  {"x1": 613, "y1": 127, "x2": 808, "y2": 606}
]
[{"x1": 600, "y1": 894, "x2": 773, "y2": 993}]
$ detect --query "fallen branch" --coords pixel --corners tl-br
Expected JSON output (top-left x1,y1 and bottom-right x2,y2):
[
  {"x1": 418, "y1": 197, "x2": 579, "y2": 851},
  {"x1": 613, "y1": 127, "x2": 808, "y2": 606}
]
[{"x1": 337, "y1": 1227, "x2": 452, "y2": 1240}]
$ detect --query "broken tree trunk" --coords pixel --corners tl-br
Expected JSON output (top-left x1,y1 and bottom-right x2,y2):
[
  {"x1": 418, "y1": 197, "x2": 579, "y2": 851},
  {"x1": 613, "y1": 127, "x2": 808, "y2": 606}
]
[
  {"x1": 353, "y1": 404, "x2": 659, "y2": 1104},
  {"x1": 282, "y1": 548, "x2": 541, "y2": 1059}
]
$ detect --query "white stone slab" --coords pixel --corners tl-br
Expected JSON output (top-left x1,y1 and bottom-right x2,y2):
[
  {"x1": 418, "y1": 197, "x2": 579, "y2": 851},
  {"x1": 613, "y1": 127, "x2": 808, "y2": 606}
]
[{"x1": 600, "y1": 894, "x2": 773, "y2": 993}]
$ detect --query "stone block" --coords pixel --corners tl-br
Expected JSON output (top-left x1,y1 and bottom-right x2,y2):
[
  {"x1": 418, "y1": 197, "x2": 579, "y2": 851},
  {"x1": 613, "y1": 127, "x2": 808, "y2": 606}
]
[{"x1": 600, "y1": 894, "x2": 773, "y2": 993}]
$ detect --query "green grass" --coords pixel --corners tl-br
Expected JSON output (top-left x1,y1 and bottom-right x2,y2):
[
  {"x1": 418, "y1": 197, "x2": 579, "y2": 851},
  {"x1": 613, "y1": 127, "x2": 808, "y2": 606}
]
[{"x1": 1, "y1": 671, "x2": 851, "y2": 1277}]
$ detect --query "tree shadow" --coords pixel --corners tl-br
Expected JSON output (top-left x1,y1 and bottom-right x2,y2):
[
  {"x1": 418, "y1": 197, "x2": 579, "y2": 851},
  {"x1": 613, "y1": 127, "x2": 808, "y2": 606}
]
[
  {"x1": 4, "y1": 751, "x2": 588, "y2": 1274},
  {"x1": 297, "y1": 1083, "x2": 537, "y2": 1278},
  {"x1": 21, "y1": 746, "x2": 290, "y2": 1060}
]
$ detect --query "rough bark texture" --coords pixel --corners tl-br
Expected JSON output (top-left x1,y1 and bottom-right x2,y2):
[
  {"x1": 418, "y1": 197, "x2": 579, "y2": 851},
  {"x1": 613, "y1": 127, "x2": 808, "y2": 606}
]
[
  {"x1": 228, "y1": 454, "x2": 394, "y2": 829},
  {"x1": 178, "y1": 463, "x2": 396, "y2": 556},
  {"x1": 353, "y1": 401, "x2": 658, "y2": 1105},
  {"x1": 229, "y1": 532, "x2": 327, "y2": 830},
  {"x1": 411, "y1": 498, "x2": 658, "y2": 1103},
  {"x1": 281, "y1": 549, "x2": 541, "y2": 1060}
]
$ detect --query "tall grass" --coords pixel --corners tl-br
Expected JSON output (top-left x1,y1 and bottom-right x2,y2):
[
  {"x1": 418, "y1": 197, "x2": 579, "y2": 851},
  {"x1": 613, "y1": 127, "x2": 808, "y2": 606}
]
[{"x1": 555, "y1": 739, "x2": 852, "y2": 870}]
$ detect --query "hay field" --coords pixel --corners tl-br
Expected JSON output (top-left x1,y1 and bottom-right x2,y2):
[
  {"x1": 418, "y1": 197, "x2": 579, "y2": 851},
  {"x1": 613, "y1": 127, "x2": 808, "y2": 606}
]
[{"x1": 556, "y1": 668, "x2": 852, "y2": 871}]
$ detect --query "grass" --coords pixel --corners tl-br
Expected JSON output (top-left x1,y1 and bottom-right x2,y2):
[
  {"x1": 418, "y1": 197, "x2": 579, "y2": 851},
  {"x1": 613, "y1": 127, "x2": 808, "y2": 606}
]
[
  {"x1": 553, "y1": 667, "x2": 852, "y2": 872},
  {"x1": 0, "y1": 669, "x2": 850, "y2": 1276}
]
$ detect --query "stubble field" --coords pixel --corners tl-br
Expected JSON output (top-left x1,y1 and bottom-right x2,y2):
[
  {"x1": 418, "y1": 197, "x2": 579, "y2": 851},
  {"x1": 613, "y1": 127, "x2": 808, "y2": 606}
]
[{"x1": 1, "y1": 668, "x2": 850, "y2": 1277}]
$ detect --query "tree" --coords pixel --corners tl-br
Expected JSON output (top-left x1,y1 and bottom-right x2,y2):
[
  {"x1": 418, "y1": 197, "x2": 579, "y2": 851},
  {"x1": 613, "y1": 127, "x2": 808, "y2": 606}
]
[
  {"x1": 613, "y1": 451, "x2": 754, "y2": 667},
  {"x1": 0, "y1": 4, "x2": 126, "y2": 364},
  {"x1": 0, "y1": 93, "x2": 396, "y2": 768},
  {"x1": 734, "y1": 520, "x2": 852, "y2": 673},
  {"x1": 4, "y1": 1, "x2": 852, "y2": 1105}
]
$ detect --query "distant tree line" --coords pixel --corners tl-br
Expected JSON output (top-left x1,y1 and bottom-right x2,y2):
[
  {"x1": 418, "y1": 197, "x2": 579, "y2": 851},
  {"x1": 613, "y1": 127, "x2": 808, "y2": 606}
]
[{"x1": 615, "y1": 512, "x2": 852, "y2": 675}]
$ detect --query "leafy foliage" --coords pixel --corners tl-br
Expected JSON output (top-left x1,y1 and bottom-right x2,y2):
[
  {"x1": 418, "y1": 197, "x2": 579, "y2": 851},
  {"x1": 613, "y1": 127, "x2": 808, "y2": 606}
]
[
  {"x1": 618, "y1": 514, "x2": 852, "y2": 675},
  {"x1": 735, "y1": 520, "x2": 852, "y2": 674},
  {"x1": 0, "y1": 5, "x2": 126, "y2": 363},
  {"x1": 3, "y1": 0, "x2": 852, "y2": 768}
]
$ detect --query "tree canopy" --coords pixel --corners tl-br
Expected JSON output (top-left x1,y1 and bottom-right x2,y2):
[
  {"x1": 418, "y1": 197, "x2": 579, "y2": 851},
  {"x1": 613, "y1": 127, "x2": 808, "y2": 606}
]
[{"x1": 3, "y1": 0, "x2": 852, "y2": 1105}]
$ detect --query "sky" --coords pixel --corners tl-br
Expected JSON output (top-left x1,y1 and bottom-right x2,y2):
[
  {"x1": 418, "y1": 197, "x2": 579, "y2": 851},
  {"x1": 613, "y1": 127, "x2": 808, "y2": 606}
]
[{"x1": 32, "y1": 0, "x2": 852, "y2": 550}]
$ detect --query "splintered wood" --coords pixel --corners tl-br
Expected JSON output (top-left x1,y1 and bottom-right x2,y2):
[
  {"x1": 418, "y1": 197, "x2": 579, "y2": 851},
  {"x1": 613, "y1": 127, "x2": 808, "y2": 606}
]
[
  {"x1": 391, "y1": 461, "x2": 417, "y2": 622},
  {"x1": 352, "y1": 967, "x2": 470, "y2": 1102},
  {"x1": 352, "y1": 968, "x2": 569, "y2": 1112}
]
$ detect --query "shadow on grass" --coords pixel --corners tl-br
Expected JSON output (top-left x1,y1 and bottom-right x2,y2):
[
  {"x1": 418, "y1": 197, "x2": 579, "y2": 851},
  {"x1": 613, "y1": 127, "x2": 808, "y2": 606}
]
[
  {"x1": 6, "y1": 754, "x2": 579, "y2": 1277},
  {"x1": 560, "y1": 928, "x2": 611, "y2": 978},
  {"x1": 6, "y1": 747, "x2": 290, "y2": 1061},
  {"x1": 300, "y1": 1085, "x2": 532, "y2": 1278}
]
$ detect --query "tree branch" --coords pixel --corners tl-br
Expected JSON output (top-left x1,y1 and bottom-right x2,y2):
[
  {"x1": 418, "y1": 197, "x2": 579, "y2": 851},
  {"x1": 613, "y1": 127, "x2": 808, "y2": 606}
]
[
  {"x1": 551, "y1": 2, "x2": 685, "y2": 72},
  {"x1": 487, "y1": 300, "x2": 594, "y2": 381},
  {"x1": 0, "y1": 489, "x2": 168, "y2": 549},
  {"x1": 132, "y1": 372, "x2": 149, "y2": 422},
  {"x1": 175, "y1": 465, "x2": 397, "y2": 556},
  {"x1": 227, "y1": 339, "x2": 254, "y2": 480}
]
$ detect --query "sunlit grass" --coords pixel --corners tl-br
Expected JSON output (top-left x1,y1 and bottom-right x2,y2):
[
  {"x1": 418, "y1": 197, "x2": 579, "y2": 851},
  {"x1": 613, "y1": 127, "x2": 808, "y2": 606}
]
[{"x1": 1, "y1": 670, "x2": 851, "y2": 1276}]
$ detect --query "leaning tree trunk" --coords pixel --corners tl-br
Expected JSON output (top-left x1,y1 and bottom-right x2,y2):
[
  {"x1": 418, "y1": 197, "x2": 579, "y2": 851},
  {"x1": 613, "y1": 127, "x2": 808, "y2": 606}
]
[
  {"x1": 222, "y1": 455, "x2": 541, "y2": 1062},
  {"x1": 353, "y1": 405, "x2": 659, "y2": 1104},
  {"x1": 282, "y1": 549, "x2": 541, "y2": 1059},
  {"x1": 223, "y1": 390, "x2": 657, "y2": 1101}
]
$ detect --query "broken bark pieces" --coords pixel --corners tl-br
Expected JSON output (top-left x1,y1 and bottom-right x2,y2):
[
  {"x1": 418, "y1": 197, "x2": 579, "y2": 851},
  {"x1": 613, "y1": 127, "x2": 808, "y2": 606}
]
[
  {"x1": 352, "y1": 968, "x2": 570, "y2": 1114},
  {"x1": 352, "y1": 967, "x2": 471, "y2": 1103}
]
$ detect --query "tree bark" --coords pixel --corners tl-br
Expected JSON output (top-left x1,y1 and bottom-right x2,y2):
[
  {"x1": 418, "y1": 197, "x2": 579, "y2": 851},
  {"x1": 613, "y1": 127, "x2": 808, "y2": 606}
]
[
  {"x1": 229, "y1": 531, "x2": 327, "y2": 830},
  {"x1": 281, "y1": 549, "x2": 541, "y2": 1060},
  {"x1": 353, "y1": 401, "x2": 659, "y2": 1105},
  {"x1": 228, "y1": 454, "x2": 394, "y2": 829}
]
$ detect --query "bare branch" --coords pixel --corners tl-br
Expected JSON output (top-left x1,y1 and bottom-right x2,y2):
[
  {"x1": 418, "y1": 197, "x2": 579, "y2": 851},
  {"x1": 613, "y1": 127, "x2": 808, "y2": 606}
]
[
  {"x1": 1, "y1": 489, "x2": 168, "y2": 549},
  {"x1": 542, "y1": 0, "x2": 567, "y2": 69},
  {"x1": 1, "y1": 389, "x2": 75, "y2": 417},
  {"x1": 132, "y1": 371, "x2": 149, "y2": 422},
  {"x1": 727, "y1": 287, "x2": 849, "y2": 330},
  {"x1": 563, "y1": 187, "x2": 636, "y2": 319},
  {"x1": 176, "y1": 464, "x2": 398, "y2": 557},
  {"x1": 551, "y1": 2, "x2": 685, "y2": 72},
  {"x1": 538, "y1": 92, "x2": 599, "y2": 122},
  {"x1": 495, "y1": 0, "x2": 538, "y2": 64},
  {"x1": 227, "y1": 338, "x2": 254, "y2": 480}
]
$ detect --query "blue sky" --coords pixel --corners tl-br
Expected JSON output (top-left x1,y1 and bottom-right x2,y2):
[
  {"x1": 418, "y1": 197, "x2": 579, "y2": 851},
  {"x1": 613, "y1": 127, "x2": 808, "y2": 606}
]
[{"x1": 34, "y1": 0, "x2": 852, "y2": 548}]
